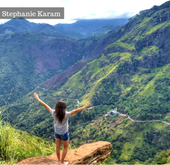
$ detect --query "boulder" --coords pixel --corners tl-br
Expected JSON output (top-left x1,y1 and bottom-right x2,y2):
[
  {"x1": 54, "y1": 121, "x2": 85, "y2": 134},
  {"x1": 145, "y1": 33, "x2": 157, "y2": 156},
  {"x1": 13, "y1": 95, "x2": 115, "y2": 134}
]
[{"x1": 16, "y1": 141, "x2": 112, "y2": 164}]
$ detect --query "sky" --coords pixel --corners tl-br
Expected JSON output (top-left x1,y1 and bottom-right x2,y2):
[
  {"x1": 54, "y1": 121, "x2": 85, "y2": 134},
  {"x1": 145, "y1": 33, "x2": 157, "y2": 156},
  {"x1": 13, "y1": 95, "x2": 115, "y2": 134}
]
[{"x1": 0, "y1": 0, "x2": 169, "y2": 25}]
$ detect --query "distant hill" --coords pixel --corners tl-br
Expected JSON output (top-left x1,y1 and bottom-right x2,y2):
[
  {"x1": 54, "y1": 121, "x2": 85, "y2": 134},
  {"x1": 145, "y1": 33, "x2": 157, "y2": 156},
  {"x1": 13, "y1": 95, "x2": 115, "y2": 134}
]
[
  {"x1": 54, "y1": 18, "x2": 129, "y2": 38},
  {"x1": 0, "y1": 31, "x2": 83, "y2": 105},
  {"x1": 0, "y1": 18, "x2": 67, "y2": 38},
  {"x1": 0, "y1": 18, "x2": 129, "y2": 39},
  {"x1": 0, "y1": 18, "x2": 127, "y2": 105}
]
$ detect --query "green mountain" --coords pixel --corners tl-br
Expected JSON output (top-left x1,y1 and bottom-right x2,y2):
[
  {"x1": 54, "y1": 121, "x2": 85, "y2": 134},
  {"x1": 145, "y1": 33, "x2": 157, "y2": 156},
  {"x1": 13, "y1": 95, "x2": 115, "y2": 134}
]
[
  {"x1": 0, "y1": 18, "x2": 128, "y2": 39},
  {"x1": 2, "y1": 1, "x2": 170, "y2": 164},
  {"x1": 0, "y1": 18, "x2": 127, "y2": 106},
  {"x1": 54, "y1": 18, "x2": 129, "y2": 39},
  {"x1": 46, "y1": 0, "x2": 170, "y2": 120},
  {"x1": 0, "y1": 31, "x2": 84, "y2": 105}
]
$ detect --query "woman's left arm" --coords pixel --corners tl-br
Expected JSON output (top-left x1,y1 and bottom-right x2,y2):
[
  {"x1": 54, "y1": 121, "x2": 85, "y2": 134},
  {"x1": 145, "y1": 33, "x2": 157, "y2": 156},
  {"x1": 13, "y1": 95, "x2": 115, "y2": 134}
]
[
  {"x1": 71, "y1": 102, "x2": 90, "y2": 116},
  {"x1": 34, "y1": 93, "x2": 51, "y2": 112}
]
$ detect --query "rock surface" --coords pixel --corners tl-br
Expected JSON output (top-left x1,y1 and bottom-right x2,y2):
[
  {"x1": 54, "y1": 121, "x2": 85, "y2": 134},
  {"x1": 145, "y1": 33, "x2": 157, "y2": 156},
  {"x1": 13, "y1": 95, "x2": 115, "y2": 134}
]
[{"x1": 16, "y1": 141, "x2": 112, "y2": 164}]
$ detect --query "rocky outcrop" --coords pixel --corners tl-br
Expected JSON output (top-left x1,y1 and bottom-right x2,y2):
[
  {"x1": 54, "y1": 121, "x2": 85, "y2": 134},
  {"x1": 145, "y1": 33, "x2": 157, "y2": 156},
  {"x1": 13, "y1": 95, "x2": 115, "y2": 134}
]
[{"x1": 16, "y1": 141, "x2": 112, "y2": 164}]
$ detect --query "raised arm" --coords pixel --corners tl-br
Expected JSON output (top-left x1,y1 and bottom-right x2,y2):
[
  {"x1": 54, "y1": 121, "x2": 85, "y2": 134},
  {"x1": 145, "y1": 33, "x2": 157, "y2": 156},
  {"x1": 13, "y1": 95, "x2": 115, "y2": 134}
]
[
  {"x1": 34, "y1": 93, "x2": 51, "y2": 112},
  {"x1": 71, "y1": 102, "x2": 90, "y2": 116}
]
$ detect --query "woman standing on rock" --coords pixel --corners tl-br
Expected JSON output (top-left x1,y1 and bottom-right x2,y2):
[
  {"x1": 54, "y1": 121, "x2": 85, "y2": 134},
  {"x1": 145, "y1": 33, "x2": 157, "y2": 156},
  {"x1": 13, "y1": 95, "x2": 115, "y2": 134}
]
[{"x1": 34, "y1": 93, "x2": 90, "y2": 165}]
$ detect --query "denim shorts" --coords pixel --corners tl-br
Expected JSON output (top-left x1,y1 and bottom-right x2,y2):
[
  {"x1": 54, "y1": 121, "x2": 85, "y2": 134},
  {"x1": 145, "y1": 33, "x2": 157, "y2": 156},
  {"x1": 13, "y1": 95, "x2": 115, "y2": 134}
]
[{"x1": 54, "y1": 131, "x2": 69, "y2": 141}]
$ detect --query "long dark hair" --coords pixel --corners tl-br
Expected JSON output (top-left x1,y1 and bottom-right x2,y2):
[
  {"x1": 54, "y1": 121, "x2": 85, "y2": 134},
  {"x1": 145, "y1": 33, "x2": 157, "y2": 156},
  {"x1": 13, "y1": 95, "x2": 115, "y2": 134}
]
[{"x1": 55, "y1": 99, "x2": 66, "y2": 123}]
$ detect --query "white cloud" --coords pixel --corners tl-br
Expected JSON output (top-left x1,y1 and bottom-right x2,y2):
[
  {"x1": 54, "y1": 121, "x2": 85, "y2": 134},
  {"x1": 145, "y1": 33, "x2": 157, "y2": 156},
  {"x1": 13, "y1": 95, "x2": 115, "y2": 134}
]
[{"x1": 0, "y1": 0, "x2": 169, "y2": 25}]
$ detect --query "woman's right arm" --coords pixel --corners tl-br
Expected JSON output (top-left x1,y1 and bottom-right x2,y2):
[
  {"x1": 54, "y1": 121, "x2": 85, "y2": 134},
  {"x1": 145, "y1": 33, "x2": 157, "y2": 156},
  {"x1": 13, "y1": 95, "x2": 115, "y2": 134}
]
[
  {"x1": 71, "y1": 102, "x2": 90, "y2": 116},
  {"x1": 34, "y1": 93, "x2": 51, "y2": 112}
]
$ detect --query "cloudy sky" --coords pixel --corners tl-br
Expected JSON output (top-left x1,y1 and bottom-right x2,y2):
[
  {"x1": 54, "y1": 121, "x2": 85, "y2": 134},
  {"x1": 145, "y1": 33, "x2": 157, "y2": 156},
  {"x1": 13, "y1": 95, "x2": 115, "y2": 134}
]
[{"x1": 0, "y1": 0, "x2": 169, "y2": 25}]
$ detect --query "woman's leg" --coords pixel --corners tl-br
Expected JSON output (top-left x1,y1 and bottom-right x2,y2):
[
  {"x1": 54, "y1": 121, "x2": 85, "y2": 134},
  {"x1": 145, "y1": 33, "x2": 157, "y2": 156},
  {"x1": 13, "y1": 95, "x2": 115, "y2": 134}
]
[
  {"x1": 61, "y1": 140, "x2": 69, "y2": 163},
  {"x1": 56, "y1": 139, "x2": 62, "y2": 161}
]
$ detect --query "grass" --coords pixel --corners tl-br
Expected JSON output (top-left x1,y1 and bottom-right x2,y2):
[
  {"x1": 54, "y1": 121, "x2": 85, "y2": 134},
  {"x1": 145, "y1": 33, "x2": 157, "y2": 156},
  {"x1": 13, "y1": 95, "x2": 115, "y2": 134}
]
[
  {"x1": 0, "y1": 90, "x2": 56, "y2": 164},
  {"x1": 0, "y1": 121, "x2": 56, "y2": 164},
  {"x1": 120, "y1": 14, "x2": 170, "y2": 42},
  {"x1": 121, "y1": 17, "x2": 152, "y2": 41},
  {"x1": 119, "y1": 132, "x2": 143, "y2": 162},
  {"x1": 81, "y1": 63, "x2": 118, "y2": 105},
  {"x1": 138, "y1": 63, "x2": 170, "y2": 97},
  {"x1": 145, "y1": 20, "x2": 170, "y2": 35},
  {"x1": 81, "y1": 52, "x2": 132, "y2": 104},
  {"x1": 54, "y1": 53, "x2": 120, "y2": 105},
  {"x1": 106, "y1": 41, "x2": 135, "y2": 51},
  {"x1": 53, "y1": 50, "x2": 133, "y2": 106},
  {"x1": 119, "y1": 52, "x2": 132, "y2": 61},
  {"x1": 140, "y1": 46, "x2": 159, "y2": 56}
]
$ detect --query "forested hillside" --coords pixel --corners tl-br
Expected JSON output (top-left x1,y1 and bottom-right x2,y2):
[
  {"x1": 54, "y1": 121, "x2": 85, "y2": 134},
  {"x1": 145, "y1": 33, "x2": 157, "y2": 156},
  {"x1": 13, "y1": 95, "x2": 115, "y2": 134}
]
[
  {"x1": 0, "y1": 32, "x2": 83, "y2": 105},
  {"x1": 0, "y1": 18, "x2": 125, "y2": 106}
]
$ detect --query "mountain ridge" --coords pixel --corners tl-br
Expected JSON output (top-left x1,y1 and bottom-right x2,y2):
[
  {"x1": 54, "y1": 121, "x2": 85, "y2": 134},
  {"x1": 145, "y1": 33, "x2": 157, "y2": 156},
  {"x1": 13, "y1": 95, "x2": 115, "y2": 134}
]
[
  {"x1": 0, "y1": 18, "x2": 129, "y2": 39},
  {"x1": 0, "y1": 17, "x2": 128, "y2": 105}
]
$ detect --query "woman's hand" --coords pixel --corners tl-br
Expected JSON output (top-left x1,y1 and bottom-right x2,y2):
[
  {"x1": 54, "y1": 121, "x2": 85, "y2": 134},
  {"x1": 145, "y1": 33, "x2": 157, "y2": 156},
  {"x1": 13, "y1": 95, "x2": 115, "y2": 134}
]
[
  {"x1": 34, "y1": 93, "x2": 40, "y2": 101},
  {"x1": 84, "y1": 102, "x2": 90, "y2": 108},
  {"x1": 34, "y1": 92, "x2": 51, "y2": 111}
]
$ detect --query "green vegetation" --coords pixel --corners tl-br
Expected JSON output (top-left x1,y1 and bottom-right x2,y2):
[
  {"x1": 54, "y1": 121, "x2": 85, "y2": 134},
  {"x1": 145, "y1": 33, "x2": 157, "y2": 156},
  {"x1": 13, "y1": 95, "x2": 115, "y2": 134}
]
[
  {"x1": 151, "y1": 149, "x2": 170, "y2": 164},
  {"x1": 120, "y1": 17, "x2": 152, "y2": 42},
  {"x1": 140, "y1": 46, "x2": 159, "y2": 56},
  {"x1": 106, "y1": 41, "x2": 135, "y2": 51},
  {"x1": 0, "y1": 31, "x2": 84, "y2": 107},
  {"x1": 0, "y1": 92, "x2": 56, "y2": 164},
  {"x1": 0, "y1": 122, "x2": 55, "y2": 164},
  {"x1": 146, "y1": 19, "x2": 170, "y2": 35},
  {"x1": 70, "y1": 114, "x2": 170, "y2": 164}
]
